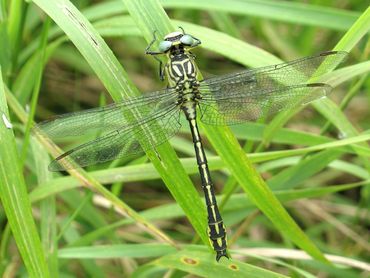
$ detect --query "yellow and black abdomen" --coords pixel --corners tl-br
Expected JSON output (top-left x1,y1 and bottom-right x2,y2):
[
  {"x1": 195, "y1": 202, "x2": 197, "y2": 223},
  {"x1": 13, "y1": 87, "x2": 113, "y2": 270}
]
[{"x1": 165, "y1": 49, "x2": 229, "y2": 261}]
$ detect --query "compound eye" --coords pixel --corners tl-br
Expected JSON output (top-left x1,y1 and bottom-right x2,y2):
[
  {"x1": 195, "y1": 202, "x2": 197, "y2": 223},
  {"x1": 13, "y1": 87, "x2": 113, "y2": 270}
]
[
  {"x1": 180, "y1": 34, "x2": 194, "y2": 46},
  {"x1": 158, "y1": 40, "x2": 172, "y2": 52}
]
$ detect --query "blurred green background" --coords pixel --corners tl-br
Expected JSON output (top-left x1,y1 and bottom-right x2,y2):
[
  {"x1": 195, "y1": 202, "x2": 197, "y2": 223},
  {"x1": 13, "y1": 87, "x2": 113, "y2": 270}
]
[{"x1": 0, "y1": 0, "x2": 369, "y2": 277}]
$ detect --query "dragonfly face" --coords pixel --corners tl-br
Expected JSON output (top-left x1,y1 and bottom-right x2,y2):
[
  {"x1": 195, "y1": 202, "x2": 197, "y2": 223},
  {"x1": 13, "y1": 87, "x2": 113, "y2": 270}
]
[
  {"x1": 158, "y1": 31, "x2": 201, "y2": 54},
  {"x1": 145, "y1": 30, "x2": 202, "y2": 82},
  {"x1": 35, "y1": 30, "x2": 348, "y2": 261}
]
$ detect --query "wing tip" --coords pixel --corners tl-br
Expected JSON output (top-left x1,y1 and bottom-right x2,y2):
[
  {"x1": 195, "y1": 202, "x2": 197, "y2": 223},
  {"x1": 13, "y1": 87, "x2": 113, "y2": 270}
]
[
  {"x1": 48, "y1": 149, "x2": 77, "y2": 172},
  {"x1": 320, "y1": 50, "x2": 337, "y2": 56},
  {"x1": 320, "y1": 50, "x2": 348, "y2": 56},
  {"x1": 306, "y1": 83, "x2": 331, "y2": 88}
]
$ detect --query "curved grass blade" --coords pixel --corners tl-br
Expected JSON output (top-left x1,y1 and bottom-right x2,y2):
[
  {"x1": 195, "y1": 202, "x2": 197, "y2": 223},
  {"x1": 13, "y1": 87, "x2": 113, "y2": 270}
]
[
  {"x1": 32, "y1": 0, "x2": 207, "y2": 247},
  {"x1": 0, "y1": 68, "x2": 50, "y2": 277},
  {"x1": 150, "y1": 245, "x2": 289, "y2": 278},
  {"x1": 83, "y1": 0, "x2": 359, "y2": 31},
  {"x1": 160, "y1": 0, "x2": 359, "y2": 31},
  {"x1": 30, "y1": 137, "x2": 59, "y2": 275}
]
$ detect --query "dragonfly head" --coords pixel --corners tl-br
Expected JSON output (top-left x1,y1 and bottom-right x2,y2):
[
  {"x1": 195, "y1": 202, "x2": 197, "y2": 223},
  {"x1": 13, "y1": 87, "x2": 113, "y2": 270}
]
[{"x1": 158, "y1": 30, "x2": 201, "y2": 53}]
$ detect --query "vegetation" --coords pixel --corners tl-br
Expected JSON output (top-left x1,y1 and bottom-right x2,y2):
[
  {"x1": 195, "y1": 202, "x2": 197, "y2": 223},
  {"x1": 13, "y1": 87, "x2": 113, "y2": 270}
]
[{"x1": 0, "y1": 0, "x2": 369, "y2": 277}]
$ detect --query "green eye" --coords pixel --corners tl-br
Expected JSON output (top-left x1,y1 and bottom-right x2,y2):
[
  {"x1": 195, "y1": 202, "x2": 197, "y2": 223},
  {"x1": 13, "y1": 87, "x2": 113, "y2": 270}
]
[
  {"x1": 180, "y1": 34, "x2": 194, "y2": 46},
  {"x1": 158, "y1": 40, "x2": 172, "y2": 52}
]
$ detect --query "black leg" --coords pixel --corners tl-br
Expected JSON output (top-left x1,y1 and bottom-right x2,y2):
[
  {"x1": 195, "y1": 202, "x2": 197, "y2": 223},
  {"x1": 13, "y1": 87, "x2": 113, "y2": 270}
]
[
  {"x1": 145, "y1": 30, "x2": 162, "y2": 55},
  {"x1": 156, "y1": 57, "x2": 164, "y2": 81},
  {"x1": 192, "y1": 36, "x2": 201, "y2": 47},
  {"x1": 178, "y1": 26, "x2": 185, "y2": 34},
  {"x1": 144, "y1": 30, "x2": 165, "y2": 80}
]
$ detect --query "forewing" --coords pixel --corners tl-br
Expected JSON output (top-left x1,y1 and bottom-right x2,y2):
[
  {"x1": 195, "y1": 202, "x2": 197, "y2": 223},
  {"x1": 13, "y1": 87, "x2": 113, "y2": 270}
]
[
  {"x1": 49, "y1": 106, "x2": 181, "y2": 171},
  {"x1": 34, "y1": 88, "x2": 178, "y2": 139},
  {"x1": 198, "y1": 51, "x2": 346, "y2": 125},
  {"x1": 201, "y1": 51, "x2": 347, "y2": 92}
]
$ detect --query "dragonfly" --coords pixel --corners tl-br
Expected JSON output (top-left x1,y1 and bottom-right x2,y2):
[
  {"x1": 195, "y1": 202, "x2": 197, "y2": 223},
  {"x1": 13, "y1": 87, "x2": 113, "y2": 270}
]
[{"x1": 35, "y1": 29, "x2": 347, "y2": 261}]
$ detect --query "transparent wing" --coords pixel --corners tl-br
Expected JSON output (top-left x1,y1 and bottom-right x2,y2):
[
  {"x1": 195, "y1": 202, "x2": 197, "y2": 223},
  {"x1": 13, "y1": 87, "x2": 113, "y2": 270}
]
[
  {"x1": 198, "y1": 51, "x2": 347, "y2": 125},
  {"x1": 48, "y1": 105, "x2": 181, "y2": 171},
  {"x1": 199, "y1": 83, "x2": 330, "y2": 125},
  {"x1": 35, "y1": 88, "x2": 178, "y2": 138}
]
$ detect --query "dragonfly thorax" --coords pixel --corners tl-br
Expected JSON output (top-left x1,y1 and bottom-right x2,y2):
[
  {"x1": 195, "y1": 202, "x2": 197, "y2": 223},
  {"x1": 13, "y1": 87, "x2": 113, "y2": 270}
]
[
  {"x1": 166, "y1": 52, "x2": 198, "y2": 85},
  {"x1": 165, "y1": 52, "x2": 199, "y2": 120}
]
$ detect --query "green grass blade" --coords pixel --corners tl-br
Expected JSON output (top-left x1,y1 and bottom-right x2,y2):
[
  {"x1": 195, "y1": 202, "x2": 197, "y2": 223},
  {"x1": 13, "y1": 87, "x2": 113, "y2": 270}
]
[
  {"x1": 20, "y1": 17, "x2": 51, "y2": 167},
  {"x1": 32, "y1": 0, "x2": 208, "y2": 246},
  {"x1": 84, "y1": 0, "x2": 359, "y2": 31},
  {"x1": 59, "y1": 243, "x2": 177, "y2": 259},
  {"x1": 161, "y1": 0, "x2": 359, "y2": 31},
  {"x1": 7, "y1": 0, "x2": 26, "y2": 70},
  {"x1": 151, "y1": 245, "x2": 289, "y2": 277},
  {"x1": 267, "y1": 150, "x2": 342, "y2": 190},
  {"x1": 30, "y1": 137, "x2": 59, "y2": 275},
  {"x1": 209, "y1": 11, "x2": 242, "y2": 38},
  {"x1": 320, "y1": 61, "x2": 370, "y2": 87},
  {"x1": 0, "y1": 6, "x2": 11, "y2": 79},
  {"x1": 334, "y1": 5, "x2": 370, "y2": 52},
  {"x1": 251, "y1": 134, "x2": 370, "y2": 162},
  {"x1": 0, "y1": 68, "x2": 50, "y2": 277},
  {"x1": 13, "y1": 38, "x2": 66, "y2": 105},
  {"x1": 312, "y1": 5, "x2": 370, "y2": 137}
]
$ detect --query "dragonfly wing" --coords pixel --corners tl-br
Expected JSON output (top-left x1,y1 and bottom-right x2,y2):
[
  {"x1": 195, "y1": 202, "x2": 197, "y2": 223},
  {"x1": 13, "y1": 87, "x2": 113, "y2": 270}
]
[
  {"x1": 199, "y1": 83, "x2": 331, "y2": 125},
  {"x1": 198, "y1": 51, "x2": 346, "y2": 125},
  {"x1": 49, "y1": 106, "x2": 181, "y2": 171},
  {"x1": 201, "y1": 51, "x2": 347, "y2": 91},
  {"x1": 34, "y1": 88, "x2": 178, "y2": 139}
]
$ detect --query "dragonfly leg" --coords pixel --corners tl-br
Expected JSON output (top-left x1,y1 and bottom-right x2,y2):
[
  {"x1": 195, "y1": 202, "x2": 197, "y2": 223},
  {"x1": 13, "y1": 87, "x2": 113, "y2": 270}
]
[
  {"x1": 145, "y1": 31, "x2": 165, "y2": 81},
  {"x1": 159, "y1": 59, "x2": 165, "y2": 81},
  {"x1": 191, "y1": 36, "x2": 201, "y2": 47},
  {"x1": 178, "y1": 26, "x2": 185, "y2": 34},
  {"x1": 145, "y1": 30, "x2": 159, "y2": 54}
]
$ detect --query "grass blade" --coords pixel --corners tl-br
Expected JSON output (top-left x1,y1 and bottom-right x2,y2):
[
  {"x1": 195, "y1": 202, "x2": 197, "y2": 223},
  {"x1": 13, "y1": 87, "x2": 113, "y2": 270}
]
[
  {"x1": 0, "y1": 68, "x2": 50, "y2": 277},
  {"x1": 151, "y1": 245, "x2": 289, "y2": 278},
  {"x1": 32, "y1": 0, "x2": 208, "y2": 246}
]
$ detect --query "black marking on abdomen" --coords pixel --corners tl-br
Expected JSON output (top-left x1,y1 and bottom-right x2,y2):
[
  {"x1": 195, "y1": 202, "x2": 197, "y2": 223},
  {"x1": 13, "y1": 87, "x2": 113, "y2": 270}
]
[{"x1": 187, "y1": 117, "x2": 228, "y2": 261}]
